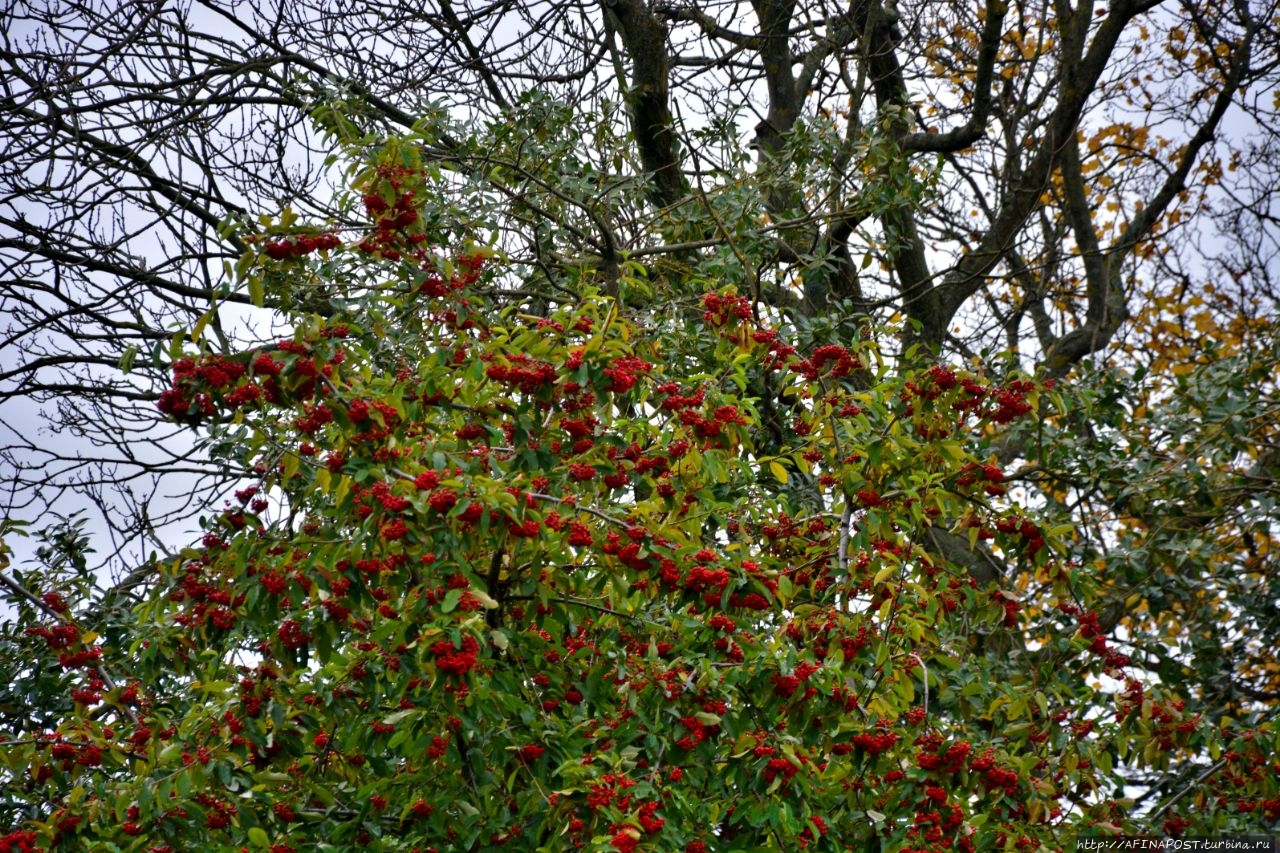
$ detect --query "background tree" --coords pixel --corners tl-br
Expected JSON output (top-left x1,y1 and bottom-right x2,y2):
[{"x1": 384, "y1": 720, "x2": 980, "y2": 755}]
[{"x1": 2, "y1": 0, "x2": 1276, "y2": 565}]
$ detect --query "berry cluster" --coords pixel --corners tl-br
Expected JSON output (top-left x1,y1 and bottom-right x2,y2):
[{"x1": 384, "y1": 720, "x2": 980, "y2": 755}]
[{"x1": 262, "y1": 232, "x2": 341, "y2": 259}]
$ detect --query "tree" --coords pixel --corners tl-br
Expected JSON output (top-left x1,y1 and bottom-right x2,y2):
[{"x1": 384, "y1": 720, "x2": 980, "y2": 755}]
[
  {"x1": 3, "y1": 106, "x2": 1279, "y2": 850},
  {"x1": 2, "y1": 0, "x2": 1278, "y2": 849}
]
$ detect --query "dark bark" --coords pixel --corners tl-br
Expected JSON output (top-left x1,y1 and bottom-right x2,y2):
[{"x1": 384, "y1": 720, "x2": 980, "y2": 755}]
[{"x1": 601, "y1": 0, "x2": 688, "y2": 208}]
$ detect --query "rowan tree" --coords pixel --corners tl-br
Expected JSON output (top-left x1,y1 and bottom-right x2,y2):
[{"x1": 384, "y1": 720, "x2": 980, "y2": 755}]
[
  {"x1": 1, "y1": 126, "x2": 1273, "y2": 851},
  {"x1": 1, "y1": 0, "x2": 1279, "y2": 849}
]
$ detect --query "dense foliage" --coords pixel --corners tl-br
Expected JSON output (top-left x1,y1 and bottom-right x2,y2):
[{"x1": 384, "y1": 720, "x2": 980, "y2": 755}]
[
  {"x1": 2, "y1": 123, "x2": 1277, "y2": 851},
  {"x1": 2, "y1": 0, "x2": 1279, "y2": 850}
]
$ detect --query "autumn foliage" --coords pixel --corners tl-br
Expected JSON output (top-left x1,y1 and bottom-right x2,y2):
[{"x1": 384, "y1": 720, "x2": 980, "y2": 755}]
[{"x1": 3, "y1": 138, "x2": 1278, "y2": 853}]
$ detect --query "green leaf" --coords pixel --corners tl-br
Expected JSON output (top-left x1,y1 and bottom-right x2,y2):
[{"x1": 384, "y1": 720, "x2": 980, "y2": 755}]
[
  {"x1": 442, "y1": 588, "x2": 463, "y2": 613},
  {"x1": 247, "y1": 272, "x2": 265, "y2": 307}
]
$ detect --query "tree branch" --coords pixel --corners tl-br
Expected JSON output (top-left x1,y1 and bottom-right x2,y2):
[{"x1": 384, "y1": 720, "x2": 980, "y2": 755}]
[{"x1": 599, "y1": 0, "x2": 688, "y2": 208}]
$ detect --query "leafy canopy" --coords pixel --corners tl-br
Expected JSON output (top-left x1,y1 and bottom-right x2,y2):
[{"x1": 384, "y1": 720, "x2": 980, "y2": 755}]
[{"x1": 2, "y1": 104, "x2": 1278, "y2": 853}]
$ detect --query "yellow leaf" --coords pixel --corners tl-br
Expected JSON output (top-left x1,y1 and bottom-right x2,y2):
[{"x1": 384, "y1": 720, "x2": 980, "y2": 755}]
[
  {"x1": 730, "y1": 732, "x2": 759, "y2": 757},
  {"x1": 190, "y1": 305, "x2": 218, "y2": 344},
  {"x1": 247, "y1": 273, "x2": 265, "y2": 308}
]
